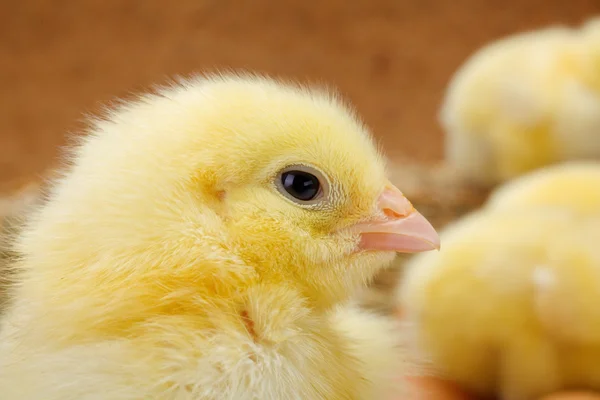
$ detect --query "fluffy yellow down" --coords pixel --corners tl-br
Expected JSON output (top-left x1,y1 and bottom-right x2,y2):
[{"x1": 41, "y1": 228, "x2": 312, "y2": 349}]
[
  {"x1": 486, "y1": 161, "x2": 600, "y2": 214},
  {"x1": 0, "y1": 73, "x2": 412, "y2": 400},
  {"x1": 441, "y1": 17, "x2": 600, "y2": 186},
  {"x1": 398, "y1": 161, "x2": 600, "y2": 400}
]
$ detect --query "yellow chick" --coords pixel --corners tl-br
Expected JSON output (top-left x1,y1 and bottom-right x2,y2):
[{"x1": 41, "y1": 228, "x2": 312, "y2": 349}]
[
  {"x1": 0, "y1": 73, "x2": 440, "y2": 400},
  {"x1": 396, "y1": 163, "x2": 600, "y2": 400},
  {"x1": 485, "y1": 160, "x2": 600, "y2": 215},
  {"x1": 440, "y1": 17, "x2": 600, "y2": 186}
]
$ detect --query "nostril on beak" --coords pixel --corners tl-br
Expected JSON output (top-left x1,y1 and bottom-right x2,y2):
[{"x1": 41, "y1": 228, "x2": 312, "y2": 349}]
[
  {"x1": 378, "y1": 184, "x2": 414, "y2": 219},
  {"x1": 383, "y1": 207, "x2": 405, "y2": 219}
]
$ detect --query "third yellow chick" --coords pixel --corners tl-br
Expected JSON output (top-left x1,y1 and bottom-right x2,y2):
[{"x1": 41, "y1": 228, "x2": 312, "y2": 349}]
[{"x1": 397, "y1": 162, "x2": 600, "y2": 400}]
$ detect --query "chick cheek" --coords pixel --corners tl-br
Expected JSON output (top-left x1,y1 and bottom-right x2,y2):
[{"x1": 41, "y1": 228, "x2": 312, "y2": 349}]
[{"x1": 349, "y1": 183, "x2": 441, "y2": 253}]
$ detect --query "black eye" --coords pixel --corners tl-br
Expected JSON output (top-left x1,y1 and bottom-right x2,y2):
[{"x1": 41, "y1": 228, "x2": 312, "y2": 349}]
[{"x1": 281, "y1": 170, "x2": 321, "y2": 201}]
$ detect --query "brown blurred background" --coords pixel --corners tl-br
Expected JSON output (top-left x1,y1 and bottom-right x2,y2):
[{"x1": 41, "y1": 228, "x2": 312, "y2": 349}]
[{"x1": 2, "y1": 0, "x2": 599, "y2": 194}]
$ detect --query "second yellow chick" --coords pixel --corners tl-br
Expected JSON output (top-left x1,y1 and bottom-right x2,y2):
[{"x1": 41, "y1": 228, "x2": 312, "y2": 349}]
[
  {"x1": 441, "y1": 17, "x2": 600, "y2": 186},
  {"x1": 397, "y1": 161, "x2": 600, "y2": 400}
]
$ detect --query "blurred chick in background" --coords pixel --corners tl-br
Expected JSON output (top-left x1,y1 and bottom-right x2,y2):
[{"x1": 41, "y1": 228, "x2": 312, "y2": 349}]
[
  {"x1": 397, "y1": 161, "x2": 600, "y2": 400},
  {"x1": 0, "y1": 73, "x2": 440, "y2": 400},
  {"x1": 441, "y1": 16, "x2": 600, "y2": 187},
  {"x1": 485, "y1": 161, "x2": 600, "y2": 214}
]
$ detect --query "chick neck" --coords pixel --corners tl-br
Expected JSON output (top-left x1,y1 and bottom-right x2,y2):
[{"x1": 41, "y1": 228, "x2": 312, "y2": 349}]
[{"x1": 250, "y1": 270, "x2": 347, "y2": 314}]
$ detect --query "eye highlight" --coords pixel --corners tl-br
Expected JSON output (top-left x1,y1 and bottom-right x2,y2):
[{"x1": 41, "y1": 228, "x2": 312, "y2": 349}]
[{"x1": 275, "y1": 165, "x2": 328, "y2": 205}]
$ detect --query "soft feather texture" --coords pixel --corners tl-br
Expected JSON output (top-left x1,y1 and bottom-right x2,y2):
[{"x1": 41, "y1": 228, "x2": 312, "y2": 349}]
[
  {"x1": 441, "y1": 16, "x2": 600, "y2": 186},
  {"x1": 0, "y1": 182, "x2": 41, "y2": 311},
  {"x1": 397, "y1": 162, "x2": 600, "y2": 400},
  {"x1": 0, "y1": 73, "x2": 421, "y2": 399},
  {"x1": 485, "y1": 161, "x2": 600, "y2": 214}
]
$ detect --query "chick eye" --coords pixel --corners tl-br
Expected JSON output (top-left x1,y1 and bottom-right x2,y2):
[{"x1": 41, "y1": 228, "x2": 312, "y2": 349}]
[
  {"x1": 281, "y1": 171, "x2": 320, "y2": 201},
  {"x1": 275, "y1": 165, "x2": 327, "y2": 205}
]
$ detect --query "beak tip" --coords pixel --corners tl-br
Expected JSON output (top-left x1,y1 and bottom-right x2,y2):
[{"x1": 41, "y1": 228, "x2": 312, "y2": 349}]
[{"x1": 421, "y1": 238, "x2": 441, "y2": 252}]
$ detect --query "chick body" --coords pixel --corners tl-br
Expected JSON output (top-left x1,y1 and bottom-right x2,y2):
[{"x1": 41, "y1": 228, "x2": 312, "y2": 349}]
[
  {"x1": 0, "y1": 74, "x2": 437, "y2": 399},
  {"x1": 398, "y1": 162, "x2": 600, "y2": 400},
  {"x1": 441, "y1": 17, "x2": 600, "y2": 186}
]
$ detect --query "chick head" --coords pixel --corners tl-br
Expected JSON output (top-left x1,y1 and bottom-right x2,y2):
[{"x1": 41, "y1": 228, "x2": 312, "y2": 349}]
[
  {"x1": 22, "y1": 73, "x2": 439, "y2": 312},
  {"x1": 485, "y1": 161, "x2": 600, "y2": 215}
]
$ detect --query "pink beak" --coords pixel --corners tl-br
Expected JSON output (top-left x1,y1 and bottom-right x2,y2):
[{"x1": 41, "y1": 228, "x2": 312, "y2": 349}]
[{"x1": 349, "y1": 183, "x2": 440, "y2": 253}]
